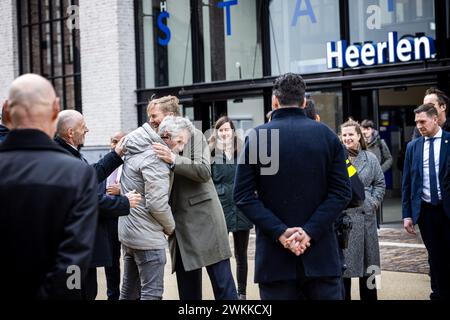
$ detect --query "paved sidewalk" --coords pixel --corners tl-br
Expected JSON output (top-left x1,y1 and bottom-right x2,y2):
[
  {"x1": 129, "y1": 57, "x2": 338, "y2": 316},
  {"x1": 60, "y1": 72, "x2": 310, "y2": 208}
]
[{"x1": 95, "y1": 227, "x2": 432, "y2": 300}]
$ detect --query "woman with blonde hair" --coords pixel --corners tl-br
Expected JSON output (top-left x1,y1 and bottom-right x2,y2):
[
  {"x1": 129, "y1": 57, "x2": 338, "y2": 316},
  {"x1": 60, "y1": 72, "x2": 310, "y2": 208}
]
[
  {"x1": 209, "y1": 116, "x2": 253, "y2": 300},
  {"x1": 340, "y1": 119, "x2": 385, "y2": 301}
]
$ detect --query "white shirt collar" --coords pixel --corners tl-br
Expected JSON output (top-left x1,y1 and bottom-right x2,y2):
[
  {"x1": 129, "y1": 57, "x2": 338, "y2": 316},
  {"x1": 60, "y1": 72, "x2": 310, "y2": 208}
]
[{"x1": 426, "y1": 128, "x2": 442, "y2": 140}]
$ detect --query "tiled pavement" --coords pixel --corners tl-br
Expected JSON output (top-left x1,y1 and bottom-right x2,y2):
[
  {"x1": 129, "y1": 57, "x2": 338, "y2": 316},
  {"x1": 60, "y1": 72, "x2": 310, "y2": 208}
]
[
  {"x1": 95, "y1": 226, "x2": 432, "y2": 300},
  {"x1": 233, "y1": 227, "x2": 429, "y2": 275},
  {"x1": 378, "y1": 227, "x2": 429, "y2": 274}
]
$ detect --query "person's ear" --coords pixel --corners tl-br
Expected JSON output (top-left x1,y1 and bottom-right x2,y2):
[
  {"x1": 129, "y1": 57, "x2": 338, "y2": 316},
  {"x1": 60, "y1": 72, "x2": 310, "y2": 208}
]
[
  {"x1": 68, "y1": 127, "x2": 75, "y2": 139},
  {"x1": 51, "y1": 98, "x2": 61, "y2": 122},
  {"x1": 272, "y1": 96, "x2": 280, "y2": 110},
  {"x1": 302, "y1": 99, "x2": 307, "y2": 108},
  {"x1": 316, "y1": 114, "x2": 321, "y2": 122},
  {"x1": 3, "y1": 101, "x2": 13, "y2": 128}
]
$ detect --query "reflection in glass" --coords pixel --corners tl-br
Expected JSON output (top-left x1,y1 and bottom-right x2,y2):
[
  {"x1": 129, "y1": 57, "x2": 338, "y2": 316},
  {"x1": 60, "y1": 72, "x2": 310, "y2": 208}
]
[
  {"x1": 349, "y1": 0, "x2": 436, "y2": 44},
  {"x1": 270, "y1": 0, "x2": 341, "y2": 75}
]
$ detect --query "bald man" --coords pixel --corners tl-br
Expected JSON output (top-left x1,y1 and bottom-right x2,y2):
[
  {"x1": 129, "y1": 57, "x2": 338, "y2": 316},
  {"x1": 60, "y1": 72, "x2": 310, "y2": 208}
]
[
  {"x1": 55, "y1": 110, "x2": 125, "y2": 183},
  {"x1": 0, "y1": 74, "x2": 98, "y2": 300},
  {"x1": 54, "y1": 112, "x2": 137, "y2": 300}
]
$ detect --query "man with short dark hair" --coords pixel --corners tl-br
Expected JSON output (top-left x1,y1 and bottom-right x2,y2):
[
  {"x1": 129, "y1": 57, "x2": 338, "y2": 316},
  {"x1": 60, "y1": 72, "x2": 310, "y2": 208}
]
[
  {"x1": 413, "y1": 88, "x2": 450, "y2": 139},
  {"x1": 0, "y1": 74, "x2": 98, "y2": 300},
  {"x1": 361, "y1": 120, "x2": 393, "y2": 173},
  {"x1": 234, "y1": 73, "x2": 352, "y2": 300},
  {"x1": 403, "y1": 103, "x2": 450, "y2": 300}
]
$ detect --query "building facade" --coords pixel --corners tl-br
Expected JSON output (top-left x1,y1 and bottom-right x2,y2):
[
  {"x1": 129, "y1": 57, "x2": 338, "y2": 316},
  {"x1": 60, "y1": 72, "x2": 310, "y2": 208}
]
[{"x1": 1, "y1": 0, "x2": 450, "y2": 221}]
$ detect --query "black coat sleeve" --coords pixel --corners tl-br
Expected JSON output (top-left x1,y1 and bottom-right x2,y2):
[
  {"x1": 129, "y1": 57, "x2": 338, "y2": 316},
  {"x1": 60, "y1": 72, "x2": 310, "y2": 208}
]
[
  {"x1": 302, "y1": 138, "x2": 352, "y2": 242},
  {"x1": 98, "y1": 193, "x2": 130, "y2": 219},
  {"x1": 93, "y1": 151, "x2": 123, "y2": 183},
  {"x1": 37, "y1": 165, "x2": 98, "y2": 300},
  {"x1": 234, "y1": 134, "x2": 288, "y2": 242}
]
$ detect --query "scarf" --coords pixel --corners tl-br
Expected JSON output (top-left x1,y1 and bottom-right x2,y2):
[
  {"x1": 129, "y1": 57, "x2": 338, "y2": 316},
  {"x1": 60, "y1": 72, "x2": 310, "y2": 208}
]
[
  {"x1": 216, "y1": 139, "x2": 234, "y2": 160},
  {"x1": 347, "y1": 147, "x2": 360, "y2": 160}
]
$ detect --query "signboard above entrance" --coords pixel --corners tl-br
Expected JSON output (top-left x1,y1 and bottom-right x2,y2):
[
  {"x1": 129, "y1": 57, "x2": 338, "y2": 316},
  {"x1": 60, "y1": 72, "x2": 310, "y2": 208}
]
[{"x1": 327, "y1": 32, "x2": 436, "y2": 69}]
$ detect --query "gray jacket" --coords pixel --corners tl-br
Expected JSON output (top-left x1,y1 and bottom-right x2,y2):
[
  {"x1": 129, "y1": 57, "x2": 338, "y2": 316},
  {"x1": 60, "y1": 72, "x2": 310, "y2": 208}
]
[
  {"x1": 343, "y1": 150, "x2": 386, "y2": 278},
  {"x1": 119, "y1": 123, "x2": 175, "y2": 251},
  {"x1": 367, "y1": 131, "x2": 393, "y2": 173},
  {"x1": 169, "y1": 128, "x2": 232, "y2": 272}
]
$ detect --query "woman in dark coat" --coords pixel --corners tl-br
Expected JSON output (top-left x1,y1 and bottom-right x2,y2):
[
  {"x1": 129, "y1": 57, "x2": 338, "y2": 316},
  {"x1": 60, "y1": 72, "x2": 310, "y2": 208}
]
[
  {"x1": 209, "y1": 116, "x2": 253, "y2": 300},
  {"x1": 340, "y1": 119, "x2": 386, "y2": 301}
]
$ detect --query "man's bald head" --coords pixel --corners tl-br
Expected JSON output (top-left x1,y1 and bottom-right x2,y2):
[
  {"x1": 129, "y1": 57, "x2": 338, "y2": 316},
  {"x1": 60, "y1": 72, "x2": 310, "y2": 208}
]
[
  {"x1": 4, "y1": 74, "x2": 60, "y2": 137},
  {"x1": 110, "y1": 131, "x2": 126, "y2": 150},
  {"x1": 57, "y1": 110, "x2": 89, "y2": 149}
]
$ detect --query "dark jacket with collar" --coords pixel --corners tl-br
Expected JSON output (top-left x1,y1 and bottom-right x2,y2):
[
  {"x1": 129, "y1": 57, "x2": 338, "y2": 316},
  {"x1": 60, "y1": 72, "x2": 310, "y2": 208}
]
[
  {"x1": 0, "y1": 124, "x2": 9, "y2": 144},
  {"x1": 403, "y1": 130, "x2": 450, "y2": 223},
  {"x1": 0, "y1": 130, "x2": 98, "y2": 300},
  {"x1": 211, "y1": 151, "x2": 253, "y2": 232},
  {"x1": 234, "y1": 108, "x2": 352, "y2": 282},
  {"x1": 55, "y1": 136, "x2": 129, "y2": 268}
]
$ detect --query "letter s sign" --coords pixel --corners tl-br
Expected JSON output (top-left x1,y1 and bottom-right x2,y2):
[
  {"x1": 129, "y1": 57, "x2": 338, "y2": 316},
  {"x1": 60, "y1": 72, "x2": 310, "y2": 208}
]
[{"x1": 157, "y1": 11, "x2": 171, "y2": 46}]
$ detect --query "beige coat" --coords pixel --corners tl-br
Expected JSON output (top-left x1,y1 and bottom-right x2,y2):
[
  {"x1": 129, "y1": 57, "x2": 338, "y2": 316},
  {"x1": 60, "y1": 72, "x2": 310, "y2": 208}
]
[{"x1": 169, "y1": 128, "x2": 232, "y2": 272}]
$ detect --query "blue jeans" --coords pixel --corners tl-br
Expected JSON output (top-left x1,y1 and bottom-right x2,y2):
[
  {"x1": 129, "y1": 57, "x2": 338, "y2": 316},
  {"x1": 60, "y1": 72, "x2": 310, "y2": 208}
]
[{"x1": 120, "y1": 246, "x2": 166, "y2": 300}]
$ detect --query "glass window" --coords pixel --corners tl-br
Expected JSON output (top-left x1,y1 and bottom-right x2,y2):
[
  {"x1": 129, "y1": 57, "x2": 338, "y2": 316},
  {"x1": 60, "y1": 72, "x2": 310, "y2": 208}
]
[
  {"x1": 308, "y1": 90, "x2": 343, "y2": 132},
  {"x1": 270, "y1": 0, "x2": 341, "y2": 75},
  {"x1": 202, "y1": 0, "x2": 263, "y2": 82},
  {"x1": 349, "y1": 0, "x2": 436, "y2": 44},
  {"x1": 141, "y1": 0, "x2": 192, "y2": 88},
  {"x1": 18, "y1": 0, "x2": 82, "y2": 111},
  {"x1": 227, "y1": 97, "x2": 266, "y2": 131}
]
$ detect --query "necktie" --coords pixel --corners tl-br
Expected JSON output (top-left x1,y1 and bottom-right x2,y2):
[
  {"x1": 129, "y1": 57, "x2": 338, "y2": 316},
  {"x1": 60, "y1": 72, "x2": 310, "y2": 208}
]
[{"x1": 428, "y1": 138, "x2": 439, "y2": 206}]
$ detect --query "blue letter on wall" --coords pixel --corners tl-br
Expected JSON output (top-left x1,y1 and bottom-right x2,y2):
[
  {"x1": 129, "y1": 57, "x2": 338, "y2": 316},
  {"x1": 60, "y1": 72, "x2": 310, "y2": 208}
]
[
  {"x1": 291, "y1": 0, "x2": 317, "y2": 27},
  {"x1": 157, "y1": 11, "x2": 171, "y2": 46},
  {"x1": 218, "y1": 0, "x2": 238, "y2": 36},
  {"x1": 387, "y1": 0, "x2": 394, "y2": 12}
]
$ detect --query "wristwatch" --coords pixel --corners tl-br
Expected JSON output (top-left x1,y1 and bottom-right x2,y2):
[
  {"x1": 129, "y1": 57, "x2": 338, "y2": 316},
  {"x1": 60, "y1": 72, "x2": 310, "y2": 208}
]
[{"x1": 169, "y1": 163, "x2": 176, "y2": 171}]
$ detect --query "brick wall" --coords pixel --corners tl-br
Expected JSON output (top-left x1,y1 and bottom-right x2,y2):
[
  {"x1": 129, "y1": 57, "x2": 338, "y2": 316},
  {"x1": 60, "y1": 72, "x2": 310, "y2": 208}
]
[
  {"x1": 79, "y1": 0, "x2": 138, "y2": 147},
  {"x1": 0, "y1": 0, "x2": 19, "y2": 106}
]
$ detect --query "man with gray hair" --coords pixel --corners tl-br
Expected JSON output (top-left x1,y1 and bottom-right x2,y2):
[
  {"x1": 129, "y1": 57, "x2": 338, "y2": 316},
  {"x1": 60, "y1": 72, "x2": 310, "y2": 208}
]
[{"x1": 119, "y1": 115, "x2": 194, "y2": 300}]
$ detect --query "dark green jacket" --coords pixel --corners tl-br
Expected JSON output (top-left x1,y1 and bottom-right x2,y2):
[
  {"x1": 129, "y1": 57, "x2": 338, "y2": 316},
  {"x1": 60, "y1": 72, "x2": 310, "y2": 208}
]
[{"x1": 211, "y1": 152, "x2": 253, "y2": 233}]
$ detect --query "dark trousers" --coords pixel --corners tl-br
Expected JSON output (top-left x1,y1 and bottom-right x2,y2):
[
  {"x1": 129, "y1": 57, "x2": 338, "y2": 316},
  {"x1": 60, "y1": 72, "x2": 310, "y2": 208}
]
[
  {"x1": 105, "y1": 220, "x2": 121, "y2": 301},
  {"x1": 105, "y1": 240, "x2": 121, "y2": 300},
  {"x1": 82, "y1": 267, "x2": 98, "y2": 300},
  {"x1": 175, "y1": 245, "x2": 238, "y2": 300},
  {"x1": 233, "y1": 230, "x2": 250, "y2": 296},
  {"x1": 259, "y1": 260, "x2": 343, "y2": 300},
  {"x1": 418, "y1": 202, "x2": 450, "y2": 300},
  {"x1": 343, "y1": 277, "x2": 378, "y2": 301}
]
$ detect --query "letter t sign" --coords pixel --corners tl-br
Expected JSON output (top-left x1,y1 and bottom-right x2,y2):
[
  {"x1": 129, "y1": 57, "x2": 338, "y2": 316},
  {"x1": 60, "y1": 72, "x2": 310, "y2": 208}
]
[{"x1": 218, "y1": 0, "x2": 238, "y2": 36}]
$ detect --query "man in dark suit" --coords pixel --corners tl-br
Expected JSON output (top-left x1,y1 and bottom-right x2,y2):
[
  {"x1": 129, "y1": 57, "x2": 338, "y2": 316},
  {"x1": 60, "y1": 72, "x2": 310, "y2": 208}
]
[
  {"x1": 0, "y1": 74, "x2": 98, "y2": 299},
  {"x1": 233, "y1": 73, "x2": 352, "y2": 300},
  {"x1": 55, "y1": 110, "x2": 141, "y2": 300},
  {"x1": 403, "y1": 103, "x2": 450, "y2": 300}
]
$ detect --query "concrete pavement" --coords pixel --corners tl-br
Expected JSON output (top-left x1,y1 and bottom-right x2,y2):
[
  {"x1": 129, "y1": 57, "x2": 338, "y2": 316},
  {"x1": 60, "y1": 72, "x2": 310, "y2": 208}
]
[{"x1": 94, "y1": 228, "x2": 432, "y2": 300}]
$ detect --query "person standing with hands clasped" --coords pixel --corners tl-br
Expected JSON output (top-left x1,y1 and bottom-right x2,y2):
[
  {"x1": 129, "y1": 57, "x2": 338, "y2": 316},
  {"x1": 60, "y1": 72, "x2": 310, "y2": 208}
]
[{"x1": 234, "y1": 73, "x2": 352, "y2": 300}]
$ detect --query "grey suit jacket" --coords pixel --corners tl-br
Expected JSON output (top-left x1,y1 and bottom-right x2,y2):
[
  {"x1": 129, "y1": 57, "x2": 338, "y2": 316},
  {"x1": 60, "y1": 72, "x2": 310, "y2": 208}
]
[{"x1": 169, "y1": 128, "x2": 232, "y2": 272}]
